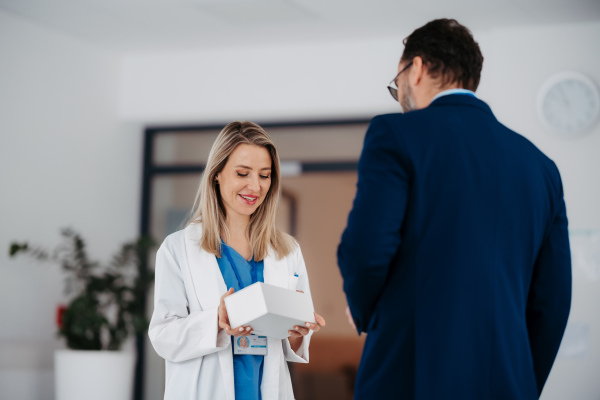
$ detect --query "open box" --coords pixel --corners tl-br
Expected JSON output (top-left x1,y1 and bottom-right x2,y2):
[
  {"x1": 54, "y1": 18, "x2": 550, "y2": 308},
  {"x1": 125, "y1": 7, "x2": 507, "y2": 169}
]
[{"x1": 224, "y1": 282, "x2": 316, "y2": 339}]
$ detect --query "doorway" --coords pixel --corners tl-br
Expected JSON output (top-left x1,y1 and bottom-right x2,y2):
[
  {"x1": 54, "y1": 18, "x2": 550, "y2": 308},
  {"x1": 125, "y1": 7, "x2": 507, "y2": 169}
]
[{"x1": 139, "y1": 119, "x2": 369, "y2": 400}]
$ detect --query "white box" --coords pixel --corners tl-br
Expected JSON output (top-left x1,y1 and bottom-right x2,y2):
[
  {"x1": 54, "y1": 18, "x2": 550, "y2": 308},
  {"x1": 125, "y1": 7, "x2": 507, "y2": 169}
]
[{"x1": 224, "y1": 282, "x2": 316, "y2": 339}]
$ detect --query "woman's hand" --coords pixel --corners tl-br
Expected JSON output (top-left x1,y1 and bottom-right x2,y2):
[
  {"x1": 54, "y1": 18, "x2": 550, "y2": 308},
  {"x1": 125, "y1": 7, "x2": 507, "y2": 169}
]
[
  {"x1": 288, "y1": 312, "x2": 326, "y2": 352},
  {"x1": 218, "y1": 287, "x2": 254, "y2": 337},
  {"x1": 288, "y1": 312, "x2": 326, "y2": 337}
]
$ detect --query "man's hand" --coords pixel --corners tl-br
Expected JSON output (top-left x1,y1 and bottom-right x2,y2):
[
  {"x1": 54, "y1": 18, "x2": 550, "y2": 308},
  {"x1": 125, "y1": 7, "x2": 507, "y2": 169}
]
[{"x1": 346, "y1": 305, "x2": 357, "y2": 331}]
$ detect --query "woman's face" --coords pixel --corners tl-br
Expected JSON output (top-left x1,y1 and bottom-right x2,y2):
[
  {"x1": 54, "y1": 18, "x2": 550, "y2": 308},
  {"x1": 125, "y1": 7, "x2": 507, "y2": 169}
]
[{"x1": 216, "y1": 144, "x2": 272, "y2": 221}]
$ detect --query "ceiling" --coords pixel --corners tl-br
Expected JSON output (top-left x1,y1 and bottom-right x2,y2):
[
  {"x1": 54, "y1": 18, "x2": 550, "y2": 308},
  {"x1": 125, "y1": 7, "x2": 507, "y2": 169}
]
[{"x1": 1, "y1": 0, "x2": 599, "y2": 53}]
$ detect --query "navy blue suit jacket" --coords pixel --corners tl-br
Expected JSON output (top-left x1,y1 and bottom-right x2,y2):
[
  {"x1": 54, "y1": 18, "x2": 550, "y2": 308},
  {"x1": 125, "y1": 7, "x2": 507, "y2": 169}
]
[{"x1": 337, "y1": 94, "x2": 571, "y2": 399}]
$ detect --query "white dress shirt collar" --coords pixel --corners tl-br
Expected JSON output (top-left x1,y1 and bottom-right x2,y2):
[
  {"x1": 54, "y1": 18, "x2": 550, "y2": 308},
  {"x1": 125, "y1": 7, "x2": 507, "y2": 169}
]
[{"x1": 431, "y1": 88, "x2": 477, "y2": 103}]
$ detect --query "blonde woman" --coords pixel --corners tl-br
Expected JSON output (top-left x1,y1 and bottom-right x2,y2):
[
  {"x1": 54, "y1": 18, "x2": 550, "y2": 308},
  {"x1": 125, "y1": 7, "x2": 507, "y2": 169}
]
[{"x1": 149, "y1": 121, "x2": 326, "y2": 400}]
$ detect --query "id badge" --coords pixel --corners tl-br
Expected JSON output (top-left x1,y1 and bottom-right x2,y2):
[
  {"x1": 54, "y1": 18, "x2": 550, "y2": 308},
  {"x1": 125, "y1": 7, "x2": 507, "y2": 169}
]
[{"x1": 233, "y1": 334, "x2": 268, "y2": 355}]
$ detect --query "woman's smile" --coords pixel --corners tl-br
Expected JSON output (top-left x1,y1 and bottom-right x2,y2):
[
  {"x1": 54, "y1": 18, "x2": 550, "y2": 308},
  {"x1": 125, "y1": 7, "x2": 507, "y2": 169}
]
[{"x1": 239, "y1": 193, "x2": 259, "y2": 205}]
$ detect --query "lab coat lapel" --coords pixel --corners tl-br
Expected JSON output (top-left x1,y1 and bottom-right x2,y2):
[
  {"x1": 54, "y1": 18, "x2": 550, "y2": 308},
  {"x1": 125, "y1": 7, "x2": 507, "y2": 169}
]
[
  {"x1": 263, "y1": 249, "x2": 288, "y2": 288},
  {"x1": 184, "y1": 224, "x2": 234, "y2": 400},
  {"x1": 184, "y1": 223, "x2": 227, "y2": 310}
]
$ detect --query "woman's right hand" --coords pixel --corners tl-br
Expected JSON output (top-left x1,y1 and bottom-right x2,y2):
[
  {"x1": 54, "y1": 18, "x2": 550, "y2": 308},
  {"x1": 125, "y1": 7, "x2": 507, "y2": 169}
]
[{"x1": 218, "y1": 287, "x2": 254, "y2": 337}]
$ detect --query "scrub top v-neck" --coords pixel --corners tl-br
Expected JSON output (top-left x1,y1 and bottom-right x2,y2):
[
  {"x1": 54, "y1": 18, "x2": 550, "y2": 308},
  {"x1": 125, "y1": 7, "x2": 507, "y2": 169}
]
[{"x1": 216, "y1": 241, "x2": 265, "y2": 400}]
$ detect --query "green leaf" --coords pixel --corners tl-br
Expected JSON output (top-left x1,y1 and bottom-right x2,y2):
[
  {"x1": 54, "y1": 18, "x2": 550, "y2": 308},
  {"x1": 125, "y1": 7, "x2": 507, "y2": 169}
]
[{"x1": 9, "y1": 243, "x2": 28, "y2": 257}]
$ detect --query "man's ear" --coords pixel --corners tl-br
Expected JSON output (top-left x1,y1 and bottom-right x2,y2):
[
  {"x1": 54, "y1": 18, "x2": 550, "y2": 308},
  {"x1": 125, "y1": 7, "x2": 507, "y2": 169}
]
[{"x1": 411, "y1": 56, "x2": 425, "y2": 87}]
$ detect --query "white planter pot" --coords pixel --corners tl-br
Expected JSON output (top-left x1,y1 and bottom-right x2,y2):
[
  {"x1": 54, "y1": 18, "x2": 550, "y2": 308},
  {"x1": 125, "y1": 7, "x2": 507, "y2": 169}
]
[{"x1": 54, "y1": 349, "x2": 135, "y2": 400}]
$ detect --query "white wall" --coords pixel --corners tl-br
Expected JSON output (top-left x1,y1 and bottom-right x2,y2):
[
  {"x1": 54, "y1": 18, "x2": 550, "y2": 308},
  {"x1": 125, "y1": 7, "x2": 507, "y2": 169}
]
[
  {"x1": 120, "y1": 21, "x2": 600, "y2": 400},
  {"x1": 119, "y1": 37, "x2": 404, "y2": 124},
  {"x1": 480, "y1": 22, "x2": 600, "y2": 400},
  {"x1": 0, "y1": 11, "x2": 142, "y2": 400}
]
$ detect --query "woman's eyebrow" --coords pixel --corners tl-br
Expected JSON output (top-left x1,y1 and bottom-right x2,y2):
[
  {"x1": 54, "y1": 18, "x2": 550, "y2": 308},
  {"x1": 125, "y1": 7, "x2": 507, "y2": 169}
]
[{"x1": 235, "y1": 165, "x2": 271, "y2": 171}]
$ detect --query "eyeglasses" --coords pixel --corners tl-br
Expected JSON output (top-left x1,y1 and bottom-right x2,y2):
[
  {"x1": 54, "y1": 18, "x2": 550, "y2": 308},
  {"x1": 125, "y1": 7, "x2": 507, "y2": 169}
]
[{"x1": 387, "y1": 61, "x2": 413, "y2": 101}]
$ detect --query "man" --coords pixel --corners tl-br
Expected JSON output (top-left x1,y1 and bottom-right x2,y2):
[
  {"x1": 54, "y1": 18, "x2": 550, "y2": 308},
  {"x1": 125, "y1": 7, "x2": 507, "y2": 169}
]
[{"x1": 337, "y1": 19, "x2": 571, "y2": 399}]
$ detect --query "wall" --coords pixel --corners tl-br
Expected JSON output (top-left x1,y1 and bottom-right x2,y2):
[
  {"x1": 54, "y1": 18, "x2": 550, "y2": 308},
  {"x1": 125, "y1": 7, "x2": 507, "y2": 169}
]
[
  {"x1": 120, "y1": 21, "x2": 600, "y2": 400},
  {"x1": 119, "y1": 37, "x2": 403, "y2": 124},
  {"x1": 479, "y1": 22, "x2": 600, "y2": 400},
  {"x1": 0, "y1": 11, "x2": 142, "y2": 400}
]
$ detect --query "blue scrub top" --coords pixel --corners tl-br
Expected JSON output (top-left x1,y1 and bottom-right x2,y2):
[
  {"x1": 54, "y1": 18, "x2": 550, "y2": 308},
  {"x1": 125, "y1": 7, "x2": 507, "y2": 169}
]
[{"x1": 216, "y1": 241, "x2": 265, "y2": 400}]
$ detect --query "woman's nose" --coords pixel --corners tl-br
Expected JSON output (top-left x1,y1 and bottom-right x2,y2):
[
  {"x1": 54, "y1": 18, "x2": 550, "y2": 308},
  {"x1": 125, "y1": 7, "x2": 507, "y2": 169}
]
[{"x1": 247, "y1": 174, "x2": 260, "y2": 192}]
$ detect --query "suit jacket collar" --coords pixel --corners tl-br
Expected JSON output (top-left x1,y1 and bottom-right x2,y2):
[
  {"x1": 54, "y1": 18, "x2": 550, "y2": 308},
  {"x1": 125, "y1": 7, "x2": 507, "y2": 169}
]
[
  {"x1": 183, "y1": 222, "x2": 288, "y2": 311},
  {"x1": 429, "y1": 93, "x2": 496, "y2": 118}
]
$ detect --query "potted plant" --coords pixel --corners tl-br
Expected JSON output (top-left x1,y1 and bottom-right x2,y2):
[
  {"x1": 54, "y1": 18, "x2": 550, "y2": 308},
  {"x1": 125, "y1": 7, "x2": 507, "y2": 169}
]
[{"x1": 9, "y1": 228, "x2": 154, "y2": 400}]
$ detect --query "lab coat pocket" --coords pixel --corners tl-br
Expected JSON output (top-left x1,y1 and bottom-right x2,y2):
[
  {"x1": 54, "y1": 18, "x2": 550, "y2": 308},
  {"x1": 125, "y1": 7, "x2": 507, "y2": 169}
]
[{"x1": 287, "y1": 274, "x2": 300, "y2": 291}]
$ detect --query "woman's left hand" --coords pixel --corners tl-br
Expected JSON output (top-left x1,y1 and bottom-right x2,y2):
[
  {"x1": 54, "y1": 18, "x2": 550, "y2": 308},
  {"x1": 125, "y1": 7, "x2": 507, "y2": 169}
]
[
  {"x1": 288, "y1": 290, "x2": 326, "y2": 352},
  {"x1": 288, "y1": 312, "x2": 326, "y2": 338}
]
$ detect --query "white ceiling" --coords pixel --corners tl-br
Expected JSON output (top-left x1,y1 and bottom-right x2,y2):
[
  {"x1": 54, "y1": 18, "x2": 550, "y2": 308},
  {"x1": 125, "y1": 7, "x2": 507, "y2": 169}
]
[{"x1": 1, "y1": 0, "x2": 599, "y2": 53}]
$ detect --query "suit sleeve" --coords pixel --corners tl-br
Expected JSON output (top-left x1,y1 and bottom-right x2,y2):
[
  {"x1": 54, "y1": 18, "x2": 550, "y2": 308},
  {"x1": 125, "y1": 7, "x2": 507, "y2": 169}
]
[
  {"x1": 526, "y1": 170, "x2": 572, "y2": 395},
  {"x1": 148, "y1": 241, "x2": 230, "y2": 362},
  {"x1": 337, "y1": 116, "x2": 410, "y2": 333}
]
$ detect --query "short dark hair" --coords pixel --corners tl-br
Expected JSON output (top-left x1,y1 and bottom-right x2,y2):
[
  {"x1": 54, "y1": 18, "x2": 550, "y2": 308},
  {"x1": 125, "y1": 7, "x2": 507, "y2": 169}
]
[{"x1": 401, "y1": 19, "x2": 483, "y2": 91}]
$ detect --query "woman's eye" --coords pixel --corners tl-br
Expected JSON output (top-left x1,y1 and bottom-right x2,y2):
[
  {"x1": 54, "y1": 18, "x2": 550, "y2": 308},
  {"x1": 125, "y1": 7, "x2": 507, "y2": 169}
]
[
  {"x1": 260, "y1": 175, "x2": 270, "y2": 179},
  {"x1": 237, "y1": 172, "x2": 248, "y2": 177}
]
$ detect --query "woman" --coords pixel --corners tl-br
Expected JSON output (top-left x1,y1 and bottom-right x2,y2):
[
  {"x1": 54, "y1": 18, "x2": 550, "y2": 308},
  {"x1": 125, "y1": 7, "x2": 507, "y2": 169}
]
[{"x1": 148, "y1": 121, "x2": 325, "y2": 400}]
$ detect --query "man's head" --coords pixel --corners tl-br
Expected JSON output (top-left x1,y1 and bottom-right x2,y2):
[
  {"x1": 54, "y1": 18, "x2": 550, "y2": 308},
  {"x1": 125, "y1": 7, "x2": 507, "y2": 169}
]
[{"x1": 392, "y1": 19, "x2": 483, "y2": 111}]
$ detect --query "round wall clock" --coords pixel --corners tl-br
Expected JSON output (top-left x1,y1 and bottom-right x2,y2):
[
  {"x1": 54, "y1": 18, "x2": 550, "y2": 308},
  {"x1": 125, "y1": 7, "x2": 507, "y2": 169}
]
[{"x1": 536, "y1": 71, "x2": 600, "y2": 137}]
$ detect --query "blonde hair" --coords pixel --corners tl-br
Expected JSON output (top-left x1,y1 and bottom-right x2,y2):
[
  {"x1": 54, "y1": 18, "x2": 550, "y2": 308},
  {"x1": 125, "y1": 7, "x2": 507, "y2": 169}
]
[{"x1": 186, "y1": 121, "x2": 295, "y2": 261}]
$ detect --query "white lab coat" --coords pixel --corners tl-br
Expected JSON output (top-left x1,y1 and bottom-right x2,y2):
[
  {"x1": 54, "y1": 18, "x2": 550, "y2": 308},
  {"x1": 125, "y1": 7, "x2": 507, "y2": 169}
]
[{"x1": 148, "y1": 222, "x2": 313, "y2": 400}]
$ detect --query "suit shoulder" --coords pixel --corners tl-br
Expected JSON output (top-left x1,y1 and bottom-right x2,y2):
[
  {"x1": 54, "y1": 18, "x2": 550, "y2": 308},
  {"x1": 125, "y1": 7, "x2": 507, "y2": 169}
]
[
  {"x1": 370, "y1": 111, "x2": 434, "y2": 133},
  {"x1": 498, "y1": 126, "x2": 563, "y2": 198},
  {"x1": 366, "y1": 113, "x2": 408, "y2": 142},
  {"x1": 370, "y1": 113, "x2": 405, "y2": 127},
  {"x1": 502, "y1": 126, "x2": 558, "y2": 169}
]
